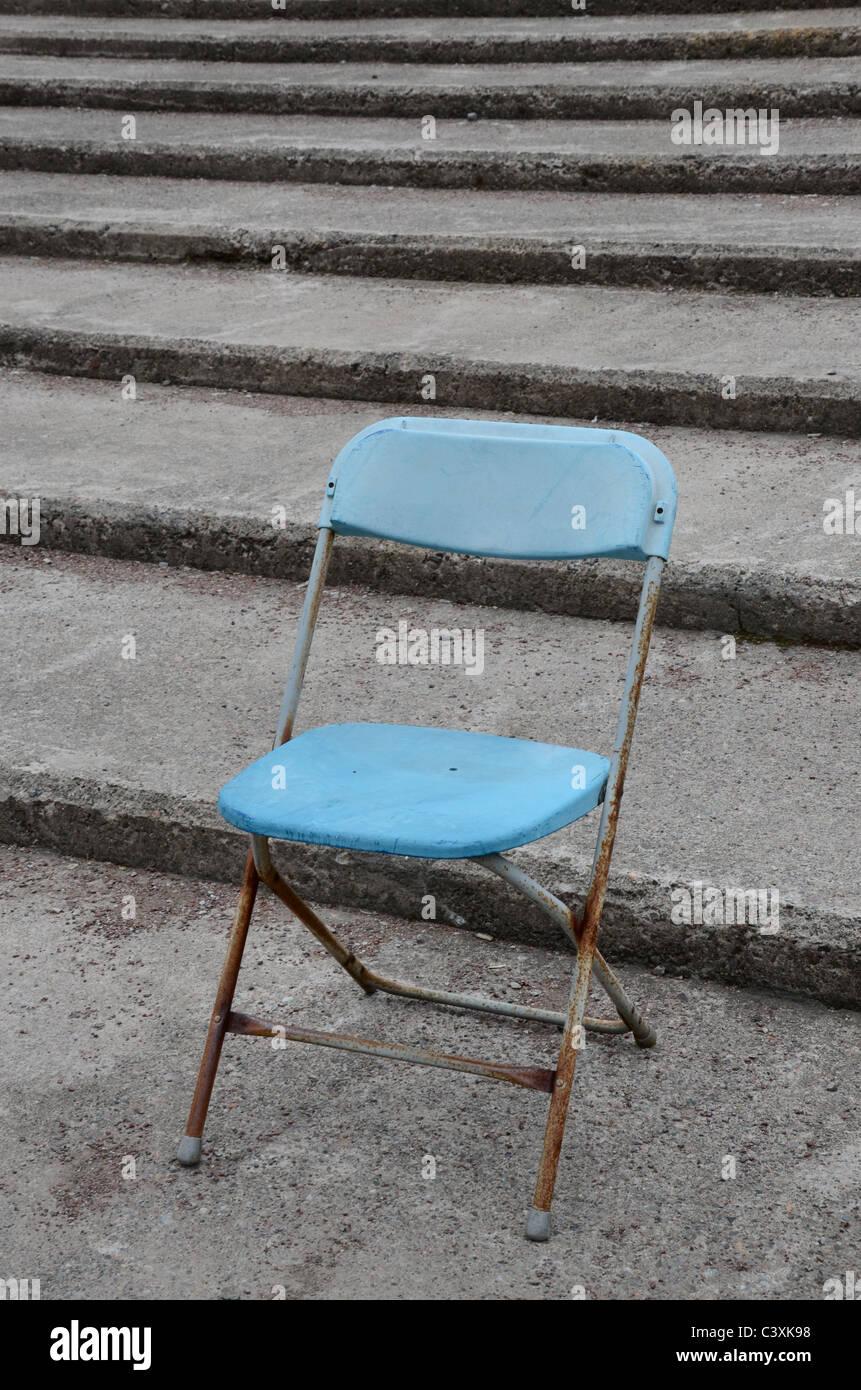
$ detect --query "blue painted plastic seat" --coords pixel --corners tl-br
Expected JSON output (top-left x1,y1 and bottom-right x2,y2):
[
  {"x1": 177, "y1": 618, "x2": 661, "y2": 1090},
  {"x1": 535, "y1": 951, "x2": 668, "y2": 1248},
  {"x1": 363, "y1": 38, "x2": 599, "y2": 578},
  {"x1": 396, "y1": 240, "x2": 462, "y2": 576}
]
[{"x1": 218, "y1": 723, "x2": 610, "y2": 859}]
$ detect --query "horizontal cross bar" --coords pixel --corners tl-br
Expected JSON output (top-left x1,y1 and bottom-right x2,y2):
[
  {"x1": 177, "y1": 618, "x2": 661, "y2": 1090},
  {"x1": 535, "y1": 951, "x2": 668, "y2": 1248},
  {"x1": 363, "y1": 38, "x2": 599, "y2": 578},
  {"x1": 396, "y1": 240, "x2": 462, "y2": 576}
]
[
  {"x1": 362, "y1": 970, "x2": 629, "y2": 1034},
  {"x1": 226, "y1": 1011, "x2": 556, "y2": 1093}
]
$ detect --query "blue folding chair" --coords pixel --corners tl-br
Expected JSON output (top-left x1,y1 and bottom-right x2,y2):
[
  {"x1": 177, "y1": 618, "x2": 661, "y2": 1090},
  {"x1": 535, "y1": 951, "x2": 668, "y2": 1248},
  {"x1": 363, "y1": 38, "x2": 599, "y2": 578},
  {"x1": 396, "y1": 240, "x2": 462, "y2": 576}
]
[{"x1": 177, "y1": 417, "x2": 677, "y2": 1241}]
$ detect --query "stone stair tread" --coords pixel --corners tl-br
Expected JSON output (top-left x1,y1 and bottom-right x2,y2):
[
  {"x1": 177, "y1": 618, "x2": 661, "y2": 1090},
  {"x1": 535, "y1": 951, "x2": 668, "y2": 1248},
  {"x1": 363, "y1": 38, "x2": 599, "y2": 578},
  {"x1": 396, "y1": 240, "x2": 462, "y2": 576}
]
[
  {"x1": 1, "y1": 171, "x2": 858, "y2": 249},
  {"x1": 0, "y1": 369, "x2": 853, "y2": 580},
  {"x1": 0, "y1": 10, "x2": 856, "y2": 37},
  {"x1": 0, "y1": 255, "x2": 855, "y2": 379},
  {"x1": 0, "y1": 52, "x2": 855, "y2": 91},
  {"x1": 3, "y1": 0, "x2": 848, "y2": 15},
  {"x1": 0, "y1": 9, "x2": 857, "y2": 62},
  {"x1": 0, "y1": 106, "x2": 853, "y2": 156},
  {"x1": 3, "y1": 370, "x2": 859, "y2": 645},
  {"x1": 1, "y1": 255, "x2": 856, "y2": 434}
]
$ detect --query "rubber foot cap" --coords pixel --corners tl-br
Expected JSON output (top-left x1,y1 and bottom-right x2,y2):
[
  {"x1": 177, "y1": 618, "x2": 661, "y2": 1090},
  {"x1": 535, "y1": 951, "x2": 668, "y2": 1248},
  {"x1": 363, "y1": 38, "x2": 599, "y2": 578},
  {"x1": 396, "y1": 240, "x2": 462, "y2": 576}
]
[
  {"x1": 526, "y1": 1208, "x2": 551, "y2": 1242},
  {"x1": 635, "y1": 1028, "x2": 657, "y2": 1049},
  {"x1": 177, "y1": 1135, "x2": 202, "y2": 1167}
]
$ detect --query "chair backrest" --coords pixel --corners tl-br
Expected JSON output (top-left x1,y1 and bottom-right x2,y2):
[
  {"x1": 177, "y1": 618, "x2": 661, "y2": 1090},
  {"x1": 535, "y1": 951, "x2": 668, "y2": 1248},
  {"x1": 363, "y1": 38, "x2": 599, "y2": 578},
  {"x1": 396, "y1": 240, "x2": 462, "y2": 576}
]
[{"x1": 320, "y1": 417, "x2": 677, "y2": 562}]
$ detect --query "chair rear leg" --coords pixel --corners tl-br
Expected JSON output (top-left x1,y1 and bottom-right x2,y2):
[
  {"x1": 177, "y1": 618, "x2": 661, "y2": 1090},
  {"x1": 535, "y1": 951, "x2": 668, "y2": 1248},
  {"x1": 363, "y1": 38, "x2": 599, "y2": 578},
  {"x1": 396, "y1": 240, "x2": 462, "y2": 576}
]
[
  {"x1": 595, "y1": 950, "x2": 656, "y2": 1048},
  {"x1": 526, "y1": 926, "x2": 599, "y2": 1242},
  {"x1": 177, "y1": 849, "x2": 259, "y2": 1165}
]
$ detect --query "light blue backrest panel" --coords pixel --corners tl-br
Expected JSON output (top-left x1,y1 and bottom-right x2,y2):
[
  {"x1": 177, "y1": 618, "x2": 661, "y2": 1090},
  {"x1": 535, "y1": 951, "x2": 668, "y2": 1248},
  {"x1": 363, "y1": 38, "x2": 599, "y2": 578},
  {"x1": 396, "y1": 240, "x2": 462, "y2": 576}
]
[{"x1": 320, "y1": 417, "x2": 677, "y2": 561}]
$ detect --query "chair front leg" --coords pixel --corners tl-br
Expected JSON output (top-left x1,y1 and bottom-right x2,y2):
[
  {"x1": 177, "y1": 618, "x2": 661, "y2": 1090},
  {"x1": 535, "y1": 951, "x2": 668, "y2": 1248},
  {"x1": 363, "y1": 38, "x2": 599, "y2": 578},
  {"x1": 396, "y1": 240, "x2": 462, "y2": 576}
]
[
  {"x1": 526, "y1": 918, "x2": 600, "y2": 1242},
  {"x1": 177, "y1": 848, "x2": 259, "y2": 1165}
]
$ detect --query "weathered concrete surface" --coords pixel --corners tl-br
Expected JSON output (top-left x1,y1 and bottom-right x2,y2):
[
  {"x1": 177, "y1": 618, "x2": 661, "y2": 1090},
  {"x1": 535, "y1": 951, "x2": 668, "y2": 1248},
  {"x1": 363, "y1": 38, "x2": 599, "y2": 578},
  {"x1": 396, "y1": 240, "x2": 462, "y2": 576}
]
[
  {"x1": 1, "y1": 173, "x2": 857, "y2": 294},
  {"x1": 0, "y1": 11, "x2": 858, "y2": 62},
  {"x1": 0, "y1": 547, "x2": 858, "y2": 1005},
  {"x1": 4, "y1": 107, "x2": 856, "y2": 158},
  {"x1": 0, "y1": 0, "x2": 847, "y2": 16},
  {"x1": 2, "y1": 371, "x2": 859, "y2": 645},
  {"x1": 0, "y1": 54, "x2": 856, "y2": 118},
  {"x1": 4, "y1": 171, "x2": 858, "y2": 249},
  {"x1": 1, "y1": 844, "x2": 857, "y2": 1300},
  {"x1": 2, "y1": 108, "x2": 856, "y2": 194},
  {"x1": 0, "y1": 257, "x2": 857, "y2": 433}
]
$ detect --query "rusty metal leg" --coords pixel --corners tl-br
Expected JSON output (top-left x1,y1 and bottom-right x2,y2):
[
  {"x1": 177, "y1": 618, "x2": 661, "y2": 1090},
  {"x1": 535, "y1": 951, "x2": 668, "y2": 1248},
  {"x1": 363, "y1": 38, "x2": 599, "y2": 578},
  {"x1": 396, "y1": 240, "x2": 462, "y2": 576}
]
[
  {"x1": 526, "y1": 915, "x2": 600, "y2": 1242},
  {"x1": 177, "y1": 848, "x2": 259, "y2": 1166},
  {"x1": 523, "y1": 563, "x2": 665, "y2": 1239},
  {"x1": 595, "y1": 949, "x2": 656, "y2": 1049}
]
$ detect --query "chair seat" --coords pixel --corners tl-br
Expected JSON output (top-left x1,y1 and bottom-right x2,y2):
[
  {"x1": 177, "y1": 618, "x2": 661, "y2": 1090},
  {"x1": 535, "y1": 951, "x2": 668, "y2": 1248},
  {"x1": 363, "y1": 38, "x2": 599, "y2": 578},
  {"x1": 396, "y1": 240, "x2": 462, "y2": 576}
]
[{"x1": 218, "y1": 722, "x2": 609, "y2": 859}]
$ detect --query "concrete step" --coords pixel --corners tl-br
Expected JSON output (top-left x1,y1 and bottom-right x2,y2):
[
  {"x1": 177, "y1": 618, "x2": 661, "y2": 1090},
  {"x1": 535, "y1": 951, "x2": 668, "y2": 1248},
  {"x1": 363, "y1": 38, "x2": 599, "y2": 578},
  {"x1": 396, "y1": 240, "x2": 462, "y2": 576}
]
[
  {"x1": 0, "y1": 256, "x2": 857, "y2": 433},
  {"x1": 2, "y1": 172, "x2": 858, "y2": 296},
  {"x1": 3, "y1": 840, "x2": 859, "y2": 1299},
  {"x1": 5, "y1": 842, "x2": 859, "y2": 1300},
  {"x1": 4, "y1": 370, "x2": 858, "y2": 646},
  {"x1": 1, "y1": 546, "x2": 857, "y2": 1006},
  {"x1": 2, "y1": 108, "x2": 855, "y2": 195},
  {"x1": 0, "y1": 54, "x2": 856, "y2": 118},
  {"x1": 0, "y1": 0, "x2": 847, "y2": 17},
  {"x1": 1, "y1": 12, "x2": 858, "y2": 63}
]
